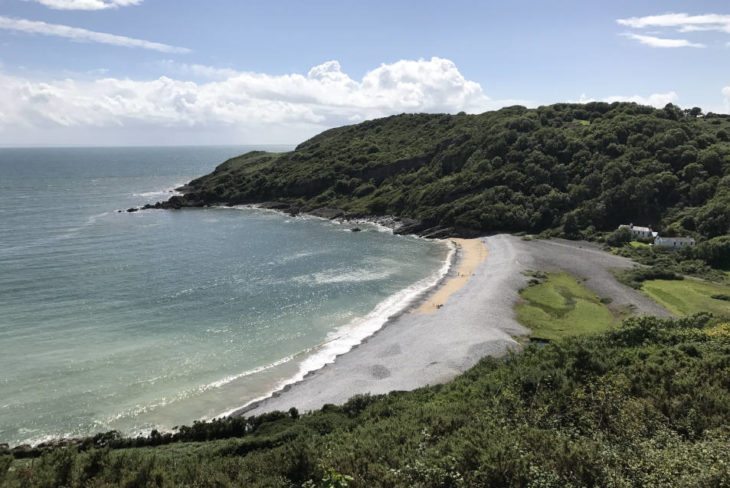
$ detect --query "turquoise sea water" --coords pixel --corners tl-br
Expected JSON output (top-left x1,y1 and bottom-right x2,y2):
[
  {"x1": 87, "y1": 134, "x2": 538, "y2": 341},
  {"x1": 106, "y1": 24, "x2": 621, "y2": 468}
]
[{"x1": 0, "y1": 146, "x2": 450, "y2": 446}]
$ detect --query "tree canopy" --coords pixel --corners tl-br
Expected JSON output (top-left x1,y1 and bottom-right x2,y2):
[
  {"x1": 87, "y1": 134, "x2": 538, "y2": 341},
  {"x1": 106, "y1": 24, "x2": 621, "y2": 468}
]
[{"x1": 174, "y1": 102, "x2": 730, "y2": 241}]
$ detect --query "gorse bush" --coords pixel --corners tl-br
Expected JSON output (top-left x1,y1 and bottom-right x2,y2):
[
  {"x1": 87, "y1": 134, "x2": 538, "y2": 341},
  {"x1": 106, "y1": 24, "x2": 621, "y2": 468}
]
[
  {"x1": 605, "y1": 226, "x2": 632, "y2": 247},
  {"x1": 5, "y1": 314, "x2": 729, "y2": 487},
  {"x1": 612, "y1": 243, "x2": 728, "y2": 282},
  {"x1": 695, "y1": 235, "x2": 730, "y2": 269},
  {"x1": 175, "y1": 102, "x2": 730, "y2": 241},
  {"x1": 615, "y1": 265, "x2": 684, "y2": 288}
]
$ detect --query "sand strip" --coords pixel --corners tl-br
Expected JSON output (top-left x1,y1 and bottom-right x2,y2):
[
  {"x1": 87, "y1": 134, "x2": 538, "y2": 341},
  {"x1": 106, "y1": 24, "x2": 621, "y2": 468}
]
[{"x1": 415, "y1": 238, "x2": 488, "y2": 314}]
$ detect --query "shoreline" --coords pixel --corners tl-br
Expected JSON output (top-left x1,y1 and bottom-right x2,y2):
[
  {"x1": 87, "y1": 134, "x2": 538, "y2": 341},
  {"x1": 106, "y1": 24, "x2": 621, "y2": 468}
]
[
  {"x1": 141, "y1": 196, "x2": 482, "y2": 239},
  {"x1": 219, "y1": 237, "x2": 461, "y2": 418},
  {"x1": 235, "y1": 235, "x2": 671, "y2": 419},
  {"x1": 414, "y1": 238, "x2": 488, "y2": 314},
  {"x1": 6, "y1": 234, "x2": 675, "y2": 448},
  {"x1": 5, "y1": 236, "x2": 460, "y2": 448},
  {"x1": 237, "y1": 234, "x2": 529, "y2": 417}
]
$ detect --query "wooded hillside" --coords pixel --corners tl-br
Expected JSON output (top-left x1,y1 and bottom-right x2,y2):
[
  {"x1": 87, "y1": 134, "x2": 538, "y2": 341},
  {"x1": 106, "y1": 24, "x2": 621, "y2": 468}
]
[{"x1": 169, "y1": 103, "x2": 730, "y2": 241}]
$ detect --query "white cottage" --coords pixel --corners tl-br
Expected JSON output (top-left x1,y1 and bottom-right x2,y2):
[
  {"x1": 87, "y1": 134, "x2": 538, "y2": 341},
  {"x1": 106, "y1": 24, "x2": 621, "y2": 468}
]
[
  {"x1": 654, "y1": 236, "x2": 696, "y2": 249},
  {"x1": 619, "y1": 224, "x2": 657, "y2": 240}
]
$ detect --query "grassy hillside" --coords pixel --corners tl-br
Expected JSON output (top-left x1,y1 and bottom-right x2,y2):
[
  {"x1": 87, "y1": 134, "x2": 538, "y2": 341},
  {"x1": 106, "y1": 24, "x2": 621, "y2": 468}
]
[
  {"x1": 163, "y1": 102, "x2": 730, "y2": 242},
  {"x1": 3, "y1": 315, "x2": 729, "y2": 487}
]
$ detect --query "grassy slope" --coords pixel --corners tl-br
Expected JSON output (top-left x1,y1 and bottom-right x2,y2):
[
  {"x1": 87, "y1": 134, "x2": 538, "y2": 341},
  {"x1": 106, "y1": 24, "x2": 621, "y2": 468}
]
[
  {"x1": 516, "y1": 272, "x2": 620, "y2": 341},
  {"x1": 642, "y1": 278, "x2": 730, "y2": 317},
  {"x1": 4, "y1": 316, "x2": 729, "y2": 487}
]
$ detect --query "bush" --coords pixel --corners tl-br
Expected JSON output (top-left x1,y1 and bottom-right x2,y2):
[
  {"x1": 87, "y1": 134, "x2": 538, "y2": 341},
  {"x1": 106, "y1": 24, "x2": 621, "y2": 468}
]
[
  {"x1": 0, "y1": 456, "x2": 12, "y2": 484},
  {"x1": 695, "y1": 236, "x2": 730, "y2": 269},
  {"x1": 617, "y1": 266, "x2": 684, "y2": 288},
  {"x1": 606, "y1": 227, "x2": 632, "y2": 247},
  {"x1": 353, "y1": 182, "x2": 376, "y2": 197}
]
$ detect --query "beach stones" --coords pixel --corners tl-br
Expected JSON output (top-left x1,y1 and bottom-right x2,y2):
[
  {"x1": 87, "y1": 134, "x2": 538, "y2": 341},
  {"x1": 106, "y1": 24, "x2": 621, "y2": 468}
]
[{"x1": 369, "y1": 364, "x2": 391, "y2": 379}]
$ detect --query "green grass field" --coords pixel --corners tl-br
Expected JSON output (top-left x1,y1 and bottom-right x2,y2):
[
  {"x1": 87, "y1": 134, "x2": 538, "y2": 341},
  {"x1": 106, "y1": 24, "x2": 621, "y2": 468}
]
[
  {"x1": 628, "y1": 241, "x2": 651, "y2": 249},
  {"x1": 516, "y1": 272, "x2": 619, "y2": 341},
  {"x1": 642, "y1": 278, "x2": 730, "y2": 318}
]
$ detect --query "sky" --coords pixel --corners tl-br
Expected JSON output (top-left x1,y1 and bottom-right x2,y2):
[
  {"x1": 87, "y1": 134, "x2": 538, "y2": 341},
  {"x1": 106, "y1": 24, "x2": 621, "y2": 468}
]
[{"x1": 1, "y1": 0, "x2": 730, "y2": 146}]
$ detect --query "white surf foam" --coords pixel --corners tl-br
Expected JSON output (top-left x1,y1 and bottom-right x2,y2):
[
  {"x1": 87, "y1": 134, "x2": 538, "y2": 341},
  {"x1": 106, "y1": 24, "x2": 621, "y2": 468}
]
[
  {"x1": 292, "y1": 269, "x2": 393, "y2": 285},
  {"x1": 200, "y1": 352, "x2": 305, "y2": 392},
  {"x1": 132, "y1": 184, "x2": 184, "y2": 199},
  {"x1": 215, "y1": 238, "x2": 456, "y2": 418}
]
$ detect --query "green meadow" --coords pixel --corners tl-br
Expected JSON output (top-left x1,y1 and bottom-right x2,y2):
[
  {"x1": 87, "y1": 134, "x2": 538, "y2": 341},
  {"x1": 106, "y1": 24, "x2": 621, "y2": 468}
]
[
  {"x1": 642, "y1": 278, "x2": 730, "y2": 318},
  {"x1": 516, "y1": 272, "x2": 620, "y2": 341}
]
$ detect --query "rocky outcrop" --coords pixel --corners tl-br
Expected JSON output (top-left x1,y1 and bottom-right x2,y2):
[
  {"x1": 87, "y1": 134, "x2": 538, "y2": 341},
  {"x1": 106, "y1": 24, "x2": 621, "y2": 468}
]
[
  {"x1": 393, "y1": 218, "x2": 432, "y2": 236},
  {"x1": 308, "y1": 207, "x2": 345, "y2": 219},
  {"x1": 138, "y1": 191, "x2": 481, "y2": 239},
  {"x1": 258, "y1": 201, "x2": 301, "y2": 216},
  {"x1": 138, "y1": 196, "x2": 481, "y2": 238},
  {"x1": 258, "y1": 201, "x2": 292, "y2": 210},
  {"x1": 142, "y1": 195, "x2": 203, "y2": 210}
]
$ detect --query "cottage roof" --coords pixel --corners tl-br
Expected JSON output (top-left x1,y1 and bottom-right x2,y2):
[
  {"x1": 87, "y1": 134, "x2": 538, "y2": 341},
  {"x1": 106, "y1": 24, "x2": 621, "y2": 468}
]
[{"x1": 631, "y1": 226, "x2": 652, "y2": 233}]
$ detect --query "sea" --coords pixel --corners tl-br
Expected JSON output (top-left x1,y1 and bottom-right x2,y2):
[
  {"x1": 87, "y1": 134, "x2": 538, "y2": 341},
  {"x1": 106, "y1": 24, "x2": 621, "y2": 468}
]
[{"x1": 0, "y1": 146, "x2": 451, "y2": 446}]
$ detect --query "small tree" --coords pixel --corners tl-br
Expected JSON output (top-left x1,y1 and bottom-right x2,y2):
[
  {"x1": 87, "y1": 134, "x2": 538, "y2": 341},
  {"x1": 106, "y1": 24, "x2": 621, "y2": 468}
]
[
  {"x1": 606, "y1": 227, "x2": 632, "y2": 247},
  {"x1": 562, "y1": 211, "x2": 581, "y2": 237},
  {"x1": 695, "y1": 236, "x2": 730, "y2": 269}
]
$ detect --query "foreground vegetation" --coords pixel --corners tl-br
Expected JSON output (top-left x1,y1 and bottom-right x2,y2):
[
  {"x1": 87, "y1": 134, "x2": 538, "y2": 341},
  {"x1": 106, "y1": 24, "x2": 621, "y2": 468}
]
[
  {"x1": 4, "y1": 315, "x2": 729, "y2": 487},
  {"x1": 170, "y1": 103, "x2": 730, "y2": 248},
  {"x1": 516, "y1": 272, "x2": 621, "y2": 341}
]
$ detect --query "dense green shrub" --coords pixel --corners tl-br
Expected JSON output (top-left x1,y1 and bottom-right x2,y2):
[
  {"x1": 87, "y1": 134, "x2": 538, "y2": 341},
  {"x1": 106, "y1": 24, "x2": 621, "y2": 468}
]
[
  {"x1": 696, "y1": 236, "x2": 730, "y2": 269},
  {"x1": 605, "y1": 226, "x2": 632, "y2": 247},
  {"x1": 616, "y1": 265, "x2": 684, "y2": 288}
]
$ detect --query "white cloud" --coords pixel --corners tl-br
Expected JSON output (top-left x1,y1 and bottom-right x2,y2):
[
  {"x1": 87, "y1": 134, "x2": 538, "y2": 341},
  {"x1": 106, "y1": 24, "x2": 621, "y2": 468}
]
[
  {"x1": 604, "y1": 91, "x2": 679, "y2": 107},
  {"x1": 28, "y1": 0, "x2": 142, "y2": 10},
  {"x1": 0, "y1": 16, "x2": 189, "y2": 53},
  {"x1": 0, "y1": 57, "x2": 503, "y2": 145},
  {"x1": 578, "y1": 91, "x2": 679, "y2": 108},
  {"x1": 157, "y1": 60, "x2": 239, "y2": 80},
  {"x1": 622, "y1": 33, "x2": 705, "y2": 48},
  {"x1": 617, "y1": 13, "x2": 730, "y2": 33}
]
